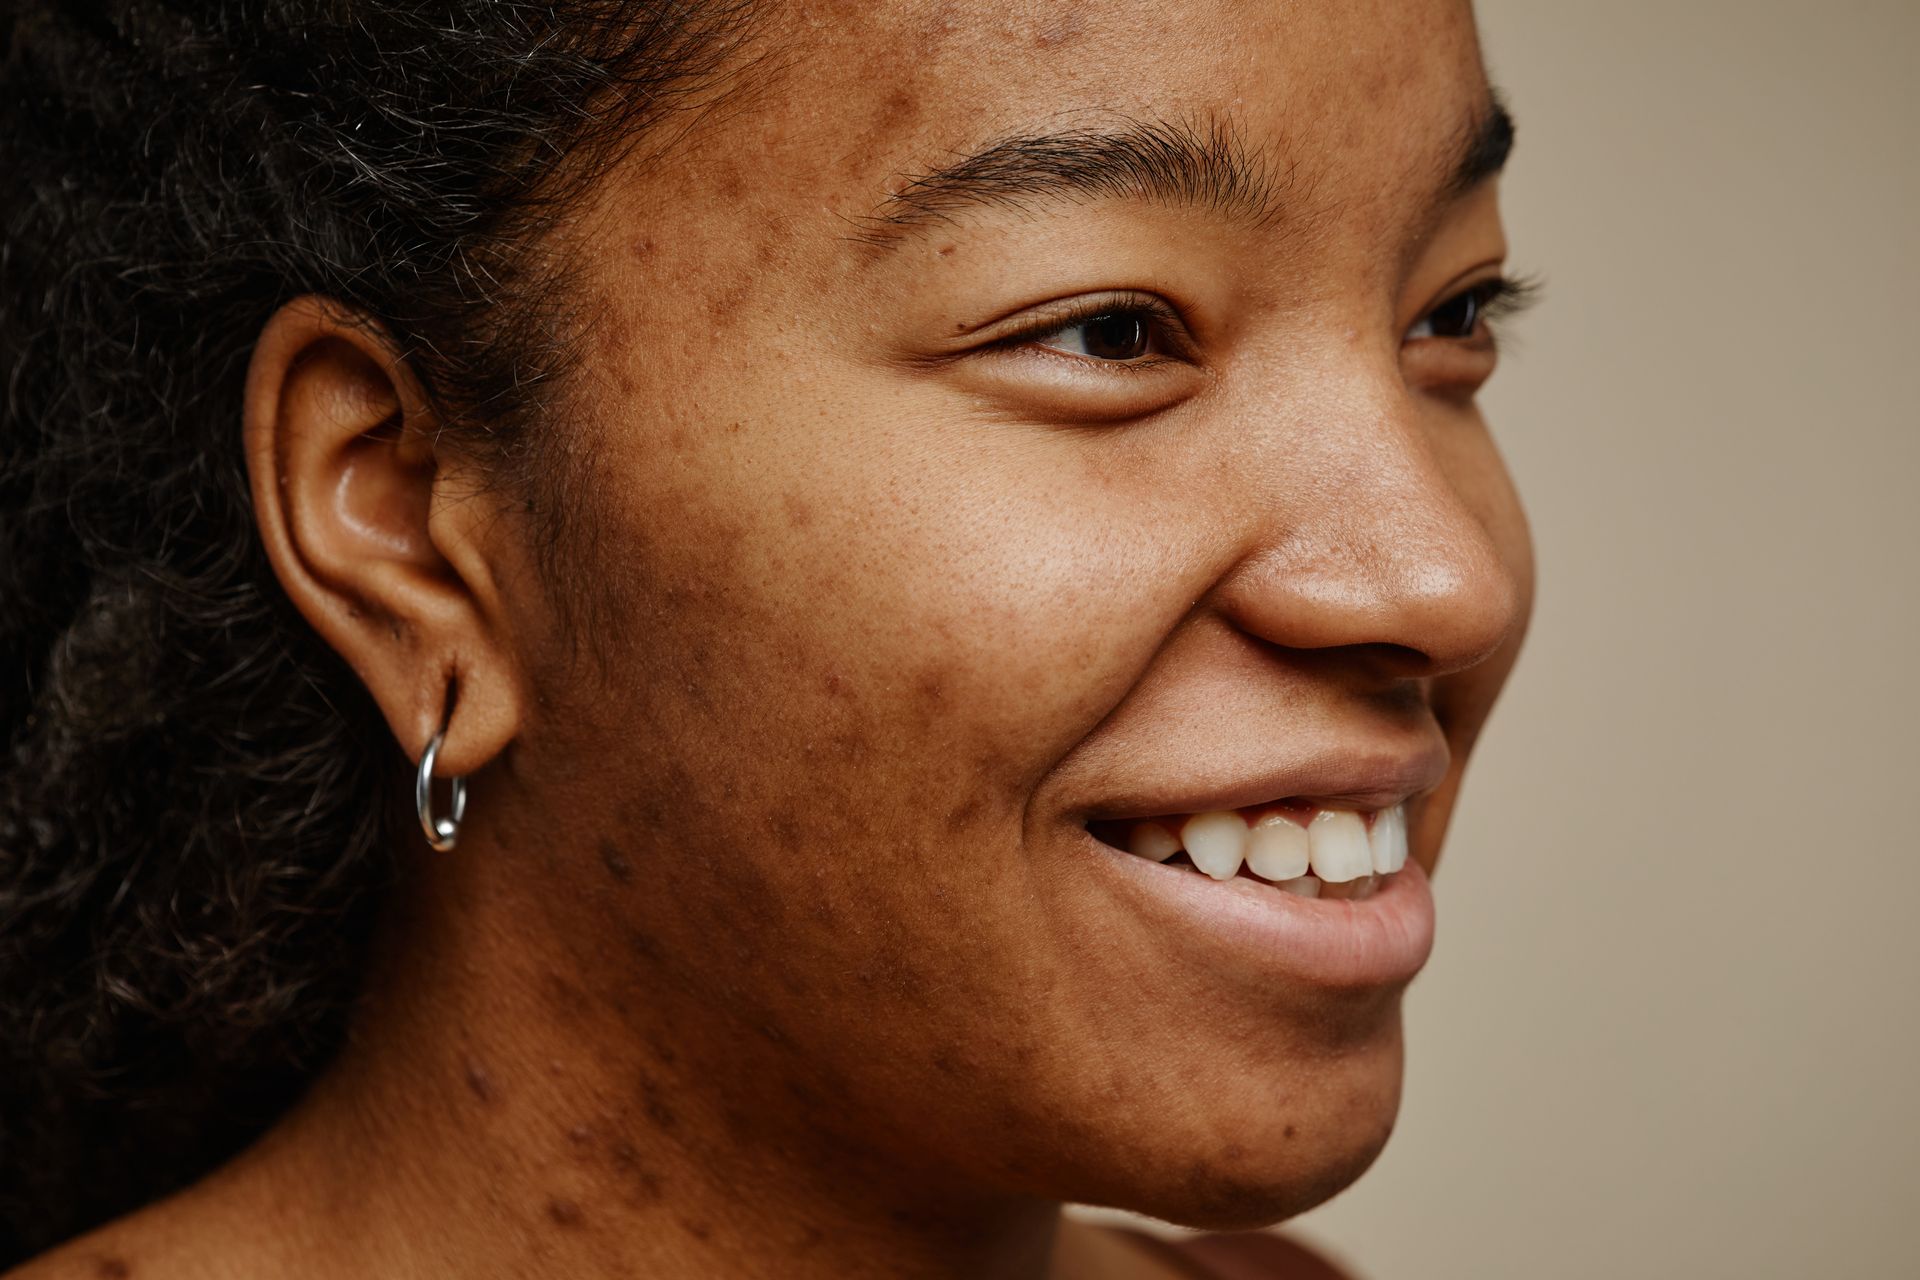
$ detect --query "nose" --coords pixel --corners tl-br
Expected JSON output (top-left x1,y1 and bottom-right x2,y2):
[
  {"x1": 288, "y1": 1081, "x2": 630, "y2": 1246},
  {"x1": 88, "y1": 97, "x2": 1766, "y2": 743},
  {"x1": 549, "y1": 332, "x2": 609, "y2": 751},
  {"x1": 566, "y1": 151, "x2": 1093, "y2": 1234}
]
[{"x1": 1210, "y1": 382, "x2": 1526, "y2": 683}]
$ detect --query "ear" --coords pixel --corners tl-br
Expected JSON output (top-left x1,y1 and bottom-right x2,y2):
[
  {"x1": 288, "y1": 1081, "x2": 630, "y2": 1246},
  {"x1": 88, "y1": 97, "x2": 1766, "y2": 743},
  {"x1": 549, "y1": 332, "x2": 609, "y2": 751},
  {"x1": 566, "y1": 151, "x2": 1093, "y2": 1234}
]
[{"x1": 244, "y1": 296, "x2": 523, "y2": 784}]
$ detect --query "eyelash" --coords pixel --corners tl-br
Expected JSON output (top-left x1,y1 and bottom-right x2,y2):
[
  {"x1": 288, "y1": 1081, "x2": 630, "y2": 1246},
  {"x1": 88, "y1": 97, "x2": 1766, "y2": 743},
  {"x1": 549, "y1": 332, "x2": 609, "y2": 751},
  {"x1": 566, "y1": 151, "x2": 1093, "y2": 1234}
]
[
  {"x1": 997, "y1": 275, "x2": 1543, "y2": 365},
  {"x1": 994, "y1": 293, "x2": 1191, "y2": 366},
  {"x1": 1407, "y1": 274, "x2": 1544, "y2": 342}
]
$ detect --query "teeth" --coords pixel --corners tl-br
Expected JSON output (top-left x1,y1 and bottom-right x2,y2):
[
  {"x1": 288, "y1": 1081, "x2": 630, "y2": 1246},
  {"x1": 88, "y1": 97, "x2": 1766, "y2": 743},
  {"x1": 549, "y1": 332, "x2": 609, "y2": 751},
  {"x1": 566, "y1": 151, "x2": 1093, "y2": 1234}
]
[
  {"x1": 1277, "y1": 874, "x2": 1321, "y2": 897},
  {"x1": 1128, "y1": 821, "x2": 1182, "y2": 862},
  {"x1": 1245, "y1": 812, "x2": 1310, "y2": 881},
  {"x1": 1307, "y1": 809, "x2": 1372, "y2": 883},
  {"x1": 1180, "y1": 811, "x2": 1248, "y2": 880},
  {"x1": 1369, "y1": 803, "x2": 1408, "y2": 874}
]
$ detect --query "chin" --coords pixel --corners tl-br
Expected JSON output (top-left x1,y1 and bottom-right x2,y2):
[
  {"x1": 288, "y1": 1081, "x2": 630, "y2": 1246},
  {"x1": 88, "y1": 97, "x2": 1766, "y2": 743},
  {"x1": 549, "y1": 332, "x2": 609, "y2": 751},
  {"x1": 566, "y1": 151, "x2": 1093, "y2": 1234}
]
[{"x1": 1056, "y1": 1018, "x2": 1408, "y2": 1231}]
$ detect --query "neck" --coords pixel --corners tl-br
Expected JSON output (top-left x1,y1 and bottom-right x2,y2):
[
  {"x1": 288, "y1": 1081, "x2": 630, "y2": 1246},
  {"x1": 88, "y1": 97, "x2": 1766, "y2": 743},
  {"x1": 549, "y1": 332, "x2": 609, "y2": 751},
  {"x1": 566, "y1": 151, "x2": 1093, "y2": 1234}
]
[{"x1": 214, "y1": 832, "x2": 1064, "y2": 1280}]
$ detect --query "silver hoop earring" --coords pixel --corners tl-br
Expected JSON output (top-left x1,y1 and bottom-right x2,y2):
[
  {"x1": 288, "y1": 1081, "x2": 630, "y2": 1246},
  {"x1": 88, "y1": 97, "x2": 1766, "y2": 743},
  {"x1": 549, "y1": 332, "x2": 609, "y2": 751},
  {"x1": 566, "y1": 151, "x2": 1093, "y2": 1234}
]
[{"x1": 415, "y1": 729, "x2": 467, "y2": 852}]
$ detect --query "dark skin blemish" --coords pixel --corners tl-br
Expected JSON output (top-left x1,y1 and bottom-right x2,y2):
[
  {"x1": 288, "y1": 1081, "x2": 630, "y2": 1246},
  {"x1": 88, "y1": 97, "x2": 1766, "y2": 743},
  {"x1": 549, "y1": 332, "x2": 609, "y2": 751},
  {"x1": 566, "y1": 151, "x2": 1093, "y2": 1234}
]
[
  {"x1": 625, "y1": 926, "x2": 663, "y2": 963},
  {"x1": 463, "y1": 1057, "x2": 497, "y2": 1104},
  {"x1": 679, "y1": 1218, "x2": 715, "y2": 1242},
  {"x1": 640, "y1": 1083, "x2": 681, "y2": 1134},
  {"x1": 546, "y1": 1198, "x2": 584, "y2": 1227},
  {"x1": 599, "y1": 838, "x2": 635, "y2": 884},
  {"x1": 1284, "y1": 1123, "x2": 1298, "y2": 1139},
  {"x1": 94, "y1": 1260, "x2": 131, "y2": 1280}
]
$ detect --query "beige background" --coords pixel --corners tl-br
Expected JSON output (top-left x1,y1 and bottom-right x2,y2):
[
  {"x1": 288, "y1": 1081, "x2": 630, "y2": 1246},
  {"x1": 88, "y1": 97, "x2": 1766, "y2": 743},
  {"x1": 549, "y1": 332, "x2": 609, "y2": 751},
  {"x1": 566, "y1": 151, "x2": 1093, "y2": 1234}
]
[
  {"x1": 1291, "y1": 2, "x2": 1920, "y2": 1276},
  {"x1": 1082, "y1": 3, "x2": 1919, "y2": 1276}
]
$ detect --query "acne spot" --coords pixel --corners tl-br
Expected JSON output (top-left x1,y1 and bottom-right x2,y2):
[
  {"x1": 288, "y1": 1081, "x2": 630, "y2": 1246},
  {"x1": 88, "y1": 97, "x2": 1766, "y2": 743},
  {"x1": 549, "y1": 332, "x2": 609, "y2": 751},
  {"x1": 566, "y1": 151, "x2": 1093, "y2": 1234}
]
[
  {"x1": 936, "y1": 243, "x2": 955, "y2": 258},
  {"x1": 822, "y1": 669, "x2": 849, "y2": 699},
  {"x1": 638, "y1": 1077, "x2": 681, "y2": 1134},
  {"x1": 546, "y1": 1198, "x2": 584, "y2": 1228},
  {"x1": 625, "y1": 927, "x2": 663, "y2": 963},
  {"x1": 599, "y1": 839, "x2": 635, "y2": 884},
  {"x1": 611, "y1": 1146, "x2": 669, "y2": 1203},
  {"x1": 632, "y1": 237, "x2": 656, "y2": 258},
  {"x1": 464, "y1": 1057, "x2": 497, "y2": 1104},
  {"x1": 783, "y1": 492, "x2": 814, "y2": 528},
  {"x1": 1223, "y1": 1142, "x2": 1247, "y2": 1162}
]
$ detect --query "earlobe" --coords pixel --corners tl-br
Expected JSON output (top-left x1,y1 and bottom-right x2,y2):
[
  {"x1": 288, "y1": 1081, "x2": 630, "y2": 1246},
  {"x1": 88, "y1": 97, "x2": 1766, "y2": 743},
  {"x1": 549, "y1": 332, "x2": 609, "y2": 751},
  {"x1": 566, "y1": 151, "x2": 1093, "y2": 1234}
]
[{"x1": 243, "y1": 296, "x2": 522, "y2": 788}]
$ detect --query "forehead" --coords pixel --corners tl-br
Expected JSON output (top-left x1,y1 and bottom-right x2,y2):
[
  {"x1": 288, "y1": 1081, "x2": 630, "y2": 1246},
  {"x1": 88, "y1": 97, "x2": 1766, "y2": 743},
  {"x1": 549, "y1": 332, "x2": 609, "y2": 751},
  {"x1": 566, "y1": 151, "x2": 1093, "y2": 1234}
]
[
  {"x1": 579, "y1": 0, "x2": 1494, "y2": 326},
  {"x1": 751, "y1": 0, "x2": 1488, "y2": 216}
]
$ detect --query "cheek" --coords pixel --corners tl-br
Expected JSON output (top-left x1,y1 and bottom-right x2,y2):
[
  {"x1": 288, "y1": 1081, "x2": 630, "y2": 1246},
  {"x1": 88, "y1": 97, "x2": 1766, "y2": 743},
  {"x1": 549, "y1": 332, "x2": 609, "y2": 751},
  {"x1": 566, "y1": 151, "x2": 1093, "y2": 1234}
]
[{"x1": 578, "y1": 404, "x2": 1184, "y2": 826}]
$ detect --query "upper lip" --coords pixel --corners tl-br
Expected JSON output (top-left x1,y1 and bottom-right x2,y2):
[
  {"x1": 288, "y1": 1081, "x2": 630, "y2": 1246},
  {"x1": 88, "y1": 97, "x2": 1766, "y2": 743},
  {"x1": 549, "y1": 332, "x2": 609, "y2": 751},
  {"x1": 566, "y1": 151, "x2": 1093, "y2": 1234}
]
[{"x1": 1077, "y1": 736, "x2": 1451, "y2": 822}]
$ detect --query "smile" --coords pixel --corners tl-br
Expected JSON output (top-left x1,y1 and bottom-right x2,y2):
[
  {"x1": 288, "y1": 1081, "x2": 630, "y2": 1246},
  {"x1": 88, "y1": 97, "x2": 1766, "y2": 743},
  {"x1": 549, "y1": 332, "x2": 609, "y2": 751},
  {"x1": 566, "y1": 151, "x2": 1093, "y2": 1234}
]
[
  {"x1": 1096, "y1": 803, "x2": 1409, "y2": 900},
  {"x1": 1081, "y1": 796, "x2": 1436, "y2": 989}
]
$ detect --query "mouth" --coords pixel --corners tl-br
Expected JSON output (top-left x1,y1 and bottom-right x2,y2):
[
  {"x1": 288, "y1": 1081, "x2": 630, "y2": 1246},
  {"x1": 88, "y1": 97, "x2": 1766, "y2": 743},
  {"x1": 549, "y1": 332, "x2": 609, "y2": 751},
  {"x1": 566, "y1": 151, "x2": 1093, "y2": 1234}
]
[
  {"x1": 1087, "y1": 801, "x2": 1409, "y2": 901},
  {"x1": 1075, "y1": 788, "x2": 1438, "y2": 990}
]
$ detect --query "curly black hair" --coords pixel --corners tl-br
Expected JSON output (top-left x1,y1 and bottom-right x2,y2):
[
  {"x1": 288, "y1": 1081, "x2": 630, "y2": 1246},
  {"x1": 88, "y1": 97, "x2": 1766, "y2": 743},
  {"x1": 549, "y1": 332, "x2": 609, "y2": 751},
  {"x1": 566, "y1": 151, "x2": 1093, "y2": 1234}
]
[{"x1": 0, "y1": 1, "x2": 755, "y2": 1260}]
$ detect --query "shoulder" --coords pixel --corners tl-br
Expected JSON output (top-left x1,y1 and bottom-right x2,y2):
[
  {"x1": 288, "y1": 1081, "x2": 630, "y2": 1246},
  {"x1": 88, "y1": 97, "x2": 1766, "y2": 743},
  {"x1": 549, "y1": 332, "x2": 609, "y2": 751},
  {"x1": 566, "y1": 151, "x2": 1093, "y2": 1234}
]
[
  {"x1": 1173, "y1": 1230, "x2": 1358, "y2": 1280},
  {"x1": 1112, "y1": 1226, "x2": 1358, "y2": 1280}
]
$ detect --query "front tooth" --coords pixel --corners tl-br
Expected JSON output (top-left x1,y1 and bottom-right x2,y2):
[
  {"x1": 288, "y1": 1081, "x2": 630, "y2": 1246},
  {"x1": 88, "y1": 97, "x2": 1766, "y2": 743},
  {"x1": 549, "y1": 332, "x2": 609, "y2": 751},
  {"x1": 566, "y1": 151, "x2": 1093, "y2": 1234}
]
[
  {"x1": 1128, "y1": 822, "x2": 1182, "y2": 862},
  {"x1": 1181, "y1": 811, "x2": 1249, "y2": 880},
  {"x1": 1307, "y1": 809, "x2": 1372, "y2": 882},
  {"x1": 1246, "y1": 812, "x2": 1310, "y2": 881},
  {"x1": 1369, "y1": 804, "x2": 1408, "y2": 874}
]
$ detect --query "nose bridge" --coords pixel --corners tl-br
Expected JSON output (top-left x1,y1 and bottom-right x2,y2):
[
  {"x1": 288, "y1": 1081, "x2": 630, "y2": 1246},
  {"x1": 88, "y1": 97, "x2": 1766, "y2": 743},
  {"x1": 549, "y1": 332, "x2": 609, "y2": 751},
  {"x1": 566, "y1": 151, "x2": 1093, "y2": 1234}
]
[{"x1": 1217, "y1": 370, "x2": 1522, "y2": 679}]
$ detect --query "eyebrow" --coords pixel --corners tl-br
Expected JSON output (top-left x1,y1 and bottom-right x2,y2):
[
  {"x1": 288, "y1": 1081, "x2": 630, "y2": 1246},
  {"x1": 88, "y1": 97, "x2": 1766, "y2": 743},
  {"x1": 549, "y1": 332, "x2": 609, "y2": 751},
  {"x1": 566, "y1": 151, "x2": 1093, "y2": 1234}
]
[
  {"x1": 852, "y1": 116, "x2": 1280, "y2": 248},
  {"x1": 853, "y1": 97, "x2": 1515, "y2": 250}
]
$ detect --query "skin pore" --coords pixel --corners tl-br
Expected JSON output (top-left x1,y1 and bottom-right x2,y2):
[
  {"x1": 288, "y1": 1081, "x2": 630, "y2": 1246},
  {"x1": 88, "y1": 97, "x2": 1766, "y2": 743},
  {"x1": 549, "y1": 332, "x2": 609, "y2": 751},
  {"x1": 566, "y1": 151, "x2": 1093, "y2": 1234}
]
[{"x1": 14, "y1": 1, "x2": 1533, "y2": 1278}]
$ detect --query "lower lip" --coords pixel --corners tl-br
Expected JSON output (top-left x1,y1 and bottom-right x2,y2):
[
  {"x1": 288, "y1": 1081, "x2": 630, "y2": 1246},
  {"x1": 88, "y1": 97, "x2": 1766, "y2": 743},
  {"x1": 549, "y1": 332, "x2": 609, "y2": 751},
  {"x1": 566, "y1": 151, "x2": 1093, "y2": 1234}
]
[{"x1": 1080, "y1": 833, "x2": 1437, "y2": 989}]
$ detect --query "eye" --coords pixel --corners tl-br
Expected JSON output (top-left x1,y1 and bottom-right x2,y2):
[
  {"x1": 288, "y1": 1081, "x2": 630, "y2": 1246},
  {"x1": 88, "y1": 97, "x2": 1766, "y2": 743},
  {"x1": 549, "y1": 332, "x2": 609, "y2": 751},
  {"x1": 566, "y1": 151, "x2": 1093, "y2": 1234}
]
[
  {"x1": 1005, "y1": 295, "x2": 1190, "y2": 365},
  {"x1": 1037, "y1": 310, "x2": 1155, "y2": 360},
  {"x1": 1405, "y1": 275, "x2": 1540, "y2": 343}
]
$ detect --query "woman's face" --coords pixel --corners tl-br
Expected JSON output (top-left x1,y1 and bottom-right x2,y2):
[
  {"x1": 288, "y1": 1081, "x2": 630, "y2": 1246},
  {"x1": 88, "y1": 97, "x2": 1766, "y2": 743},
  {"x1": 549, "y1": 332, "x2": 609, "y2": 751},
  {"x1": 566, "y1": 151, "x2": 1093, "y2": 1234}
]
[{"x1": 490, "y1": 0, "x2": 1531, "y2": 1227}]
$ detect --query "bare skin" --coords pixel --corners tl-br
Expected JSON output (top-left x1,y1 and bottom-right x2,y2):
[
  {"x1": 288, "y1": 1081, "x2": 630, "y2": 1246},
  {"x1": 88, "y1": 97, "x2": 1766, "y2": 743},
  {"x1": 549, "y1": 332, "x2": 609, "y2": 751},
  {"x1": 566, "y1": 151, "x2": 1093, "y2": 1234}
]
[{"x1": 13, "y1": 1, "x2": 1532, "y2": 1277}]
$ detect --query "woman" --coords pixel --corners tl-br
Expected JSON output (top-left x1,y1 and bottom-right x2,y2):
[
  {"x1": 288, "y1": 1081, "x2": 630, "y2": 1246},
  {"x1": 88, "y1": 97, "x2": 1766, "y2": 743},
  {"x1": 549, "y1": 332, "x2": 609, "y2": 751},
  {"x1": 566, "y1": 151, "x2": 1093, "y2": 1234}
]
[{"x1": 0, "y1": 1, "x2": 1536, "y2": 1276}]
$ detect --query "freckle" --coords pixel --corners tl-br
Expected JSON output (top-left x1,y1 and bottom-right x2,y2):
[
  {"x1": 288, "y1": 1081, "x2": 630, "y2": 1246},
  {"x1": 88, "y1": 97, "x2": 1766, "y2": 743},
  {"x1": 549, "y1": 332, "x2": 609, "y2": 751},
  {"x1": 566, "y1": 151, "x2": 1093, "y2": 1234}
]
[
  {"x1": 546, "y1": 1197, "x2": 584, "y2": 1227},
  {"x1": 1284, "y1": 1124, "x2": 1297, "y2": 1139},
  {"x1": 599, "y1": 838, "x2": 635, "y2": 884},
  {"x1": 464, "y1": 1057, "x2": 497, "y2": 1103}
]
